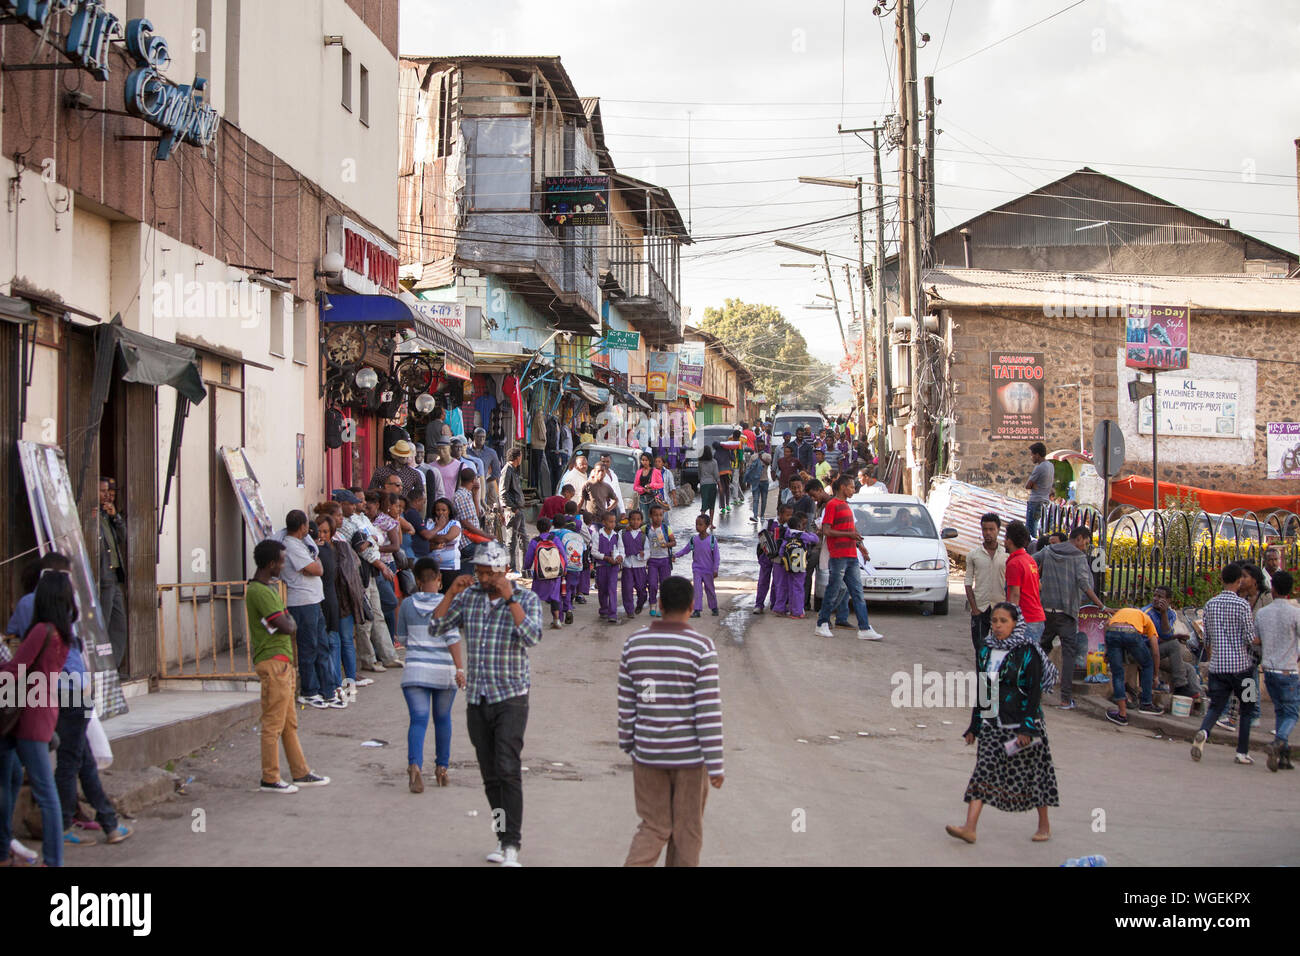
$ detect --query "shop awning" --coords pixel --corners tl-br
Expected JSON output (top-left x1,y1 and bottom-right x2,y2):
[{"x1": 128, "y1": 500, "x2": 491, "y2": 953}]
[
  {"x1": 1109, "y1": 475, "x2": 1300, "y2": 515},
  {"x1": 700, "y1": 393, "x2": 734, "y2": 407},
  {"x1": 323, "y1": 294, "x2": 475, "y2": 372}
]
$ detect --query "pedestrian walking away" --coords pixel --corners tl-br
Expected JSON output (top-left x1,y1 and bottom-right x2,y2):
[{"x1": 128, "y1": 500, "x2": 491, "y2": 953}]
[
  {"x1": 395, "y1": 559, "x2": 467, "y2": 792},
  {"x1": 619, "y1": 575, "x2": 724, "y2": 867},
  {"x1": 525, "y1": 518, "x2": 566, "y2": 630},
  {"x1": 428, "y1": 543, "x2": 543, "y2": 867},
  {"x1": 946, "y1": 602, "x2": 1059, "y2": 846},
  {"x1": 676, "y1": 514, "x2": 720, "y2": 617}
]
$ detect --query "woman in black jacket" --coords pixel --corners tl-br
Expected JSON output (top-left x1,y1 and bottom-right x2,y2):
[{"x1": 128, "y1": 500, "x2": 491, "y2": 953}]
[{"x1": 947, "y1": 602, "x2": 1060, "y2": 845}]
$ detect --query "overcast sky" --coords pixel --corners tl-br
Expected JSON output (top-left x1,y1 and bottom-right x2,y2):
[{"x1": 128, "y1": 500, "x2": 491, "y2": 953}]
[{"x1": 401, "y1": 0, "x2": 1300, "y2": 401}]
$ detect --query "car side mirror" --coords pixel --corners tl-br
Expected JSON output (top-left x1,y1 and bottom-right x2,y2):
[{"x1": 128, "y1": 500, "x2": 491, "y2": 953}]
[{"x1": 941, "y1": 527, "x2": 958, "y2": 539}]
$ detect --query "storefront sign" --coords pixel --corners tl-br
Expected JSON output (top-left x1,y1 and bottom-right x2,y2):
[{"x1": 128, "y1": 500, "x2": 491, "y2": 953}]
[
  {"x1": 646, "y1": 350, "x2": 679, "y2": 402},
  {"x1": 678, "y1": 342, "x2": 705, "y2": 366},
  {"x1": 1266, "y1": 422, "x2": 1300, "y2": 479},
  {"x1": 443, "y1": 357, "x2": 472, "y2": 382},
  {"x1": 629, "y1": 382, "x2": 645, "y2": 394},
  {"x1": 326, "y1": 216, "x2": 400, "y2": 295},
  {"x1": 1125, "y1": 305, "x2": 1190, "y2": 371},
  {"x1": 2, "y1": 2, "x2": 219, "y2": 159},
  {"x1": 411, "y1": 300, "x2": 465, "y2": 338},
  {"x1": 17, "y1": 441, "x2": 128, "y2": 719},
  {"x1": 543, "y1": 175, "x2": 610, "y2": 226},
  {"x1": 989, "y1": 352, "x2": 1045, "y2": 441},
  {"x1": 678, "y1": 363, "x2": 704, "y2": 391},
  {"x1": 1137, "y1": 377, "x2": 1238, "y2": 438},
  {"x1": 604, "y1": 329, "x2": 640, "y2": 350},
  {"x1": 219, "y1": 446, "x2": 274, "y2": 542}
]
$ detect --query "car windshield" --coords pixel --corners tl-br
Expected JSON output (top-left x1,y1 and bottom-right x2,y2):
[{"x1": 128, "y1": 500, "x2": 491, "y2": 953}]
[
  {"x1": 600, "y1": 453, "x2": 637, "y2": 484},
  {"x1": 852, "y1": 503, "x2": 937, "y2": 538},
  {"x1": 775, "y1": 416, "x2": 823, "y2": 436}
]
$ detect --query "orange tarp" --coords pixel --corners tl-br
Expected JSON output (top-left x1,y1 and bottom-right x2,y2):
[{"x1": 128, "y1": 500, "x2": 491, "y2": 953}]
[{"x1": 1109, "y1": 475, "x2": 1300, "y2": 514}]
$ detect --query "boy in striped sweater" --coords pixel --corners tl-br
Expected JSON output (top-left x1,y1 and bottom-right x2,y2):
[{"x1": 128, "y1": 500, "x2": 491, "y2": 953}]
[{"x1": 617, "y1": 575, "x2": 724, "y2": 867}]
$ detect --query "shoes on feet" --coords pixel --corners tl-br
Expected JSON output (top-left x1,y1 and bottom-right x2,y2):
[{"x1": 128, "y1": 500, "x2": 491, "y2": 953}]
[
  {"x1": 63, "y1": 827, "x2": 95, "y2": 846},
  {"x1": 752, "y1": 607, "x2": 764, "y2": 615},
  {"x1": 834, "y1": 621, "x2": 855, "y2": 630},
  {"x1": 409, "y1": 764, "x2": 424, "y2": 793},
  {"x1": 260, "y1": 779, "x2": 299, "y2": 794},
  {"x1": 435, "y1": 766, "x2": 448, "y2": 787},
  {"x1": 814, "y1": 623, "x2": 833, "y2": 638},
  {"x1": 1057, "y1": 699, "x2": 1076, "y2": 710},
  {"x1": 1137, "y1": 702, "x2": 1163, "y2": 715},
  {"x1": 690, "y1": 610, "x2": 701, "y2": 618},
  {"x1": 104, "y1": 824, "x2": 133, "y2": 845},
  {"x1": 1105, "y1": 709, "x2": 1128, "y2": 727},
  {"x1": 502, "y1": 846, "x2": 522, "y2": 867},
  {"x1": 1267, "y1": 739, "x2": 1282, "y2": 772},
  {"x1": 304, "y1": 695, "x2": 329, "y2": 710},
  {"x1": 354, "y1": 677, "x2": 375, "y2": 687},
  {"x1": 292, "y1": 772, "x2": 330, "y2": 787},
  {"x1": 1234, "y1": 752, "x2": 1254, "y2": 765},
  {"x1": 362, "y1": 662, "x2": 386, "y2": 673},
  {"x1": 649, "y1": 608, "x2": 661, "y2": 618},
  {"x1": 486, "y1": 843, "x2": 506, "y2": 864},
  {"x1": 711, "y1": 608, "x2": 719, "y2": 616},
  {"x1": 1191, "y1": 729, "x2": 1207, "y2": 761},
  {"x1": 564, "y1": 612, "x2": 573, "y2": 624},
  {"x1": 857, "y1": 628, "x2": 884, "y2": 641}
]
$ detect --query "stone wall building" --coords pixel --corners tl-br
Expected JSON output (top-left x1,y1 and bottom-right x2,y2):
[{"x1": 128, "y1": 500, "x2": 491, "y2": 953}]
[{"x1": 928, "y1": 268, "x2": 1300, "y2": 498}]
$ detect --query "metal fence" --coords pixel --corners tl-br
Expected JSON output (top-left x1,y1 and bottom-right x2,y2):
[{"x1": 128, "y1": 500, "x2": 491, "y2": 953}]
[
  {"x1": 155, "y1": 580, "x2": 285, "y2": 679},
  {"x1": 1038, "y1": 506, "x2": 1300, "y2": 608}
]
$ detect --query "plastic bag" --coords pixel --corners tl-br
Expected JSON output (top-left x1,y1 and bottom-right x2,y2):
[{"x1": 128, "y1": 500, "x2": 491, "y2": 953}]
[{"x1": 87, "y1": 712, "x2": 113, "y2": 770}]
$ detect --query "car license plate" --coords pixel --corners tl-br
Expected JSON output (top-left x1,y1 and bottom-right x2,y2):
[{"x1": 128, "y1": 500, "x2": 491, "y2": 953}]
[{"x1": 866, "y1": 576, "x2": 906, "y2": 589}]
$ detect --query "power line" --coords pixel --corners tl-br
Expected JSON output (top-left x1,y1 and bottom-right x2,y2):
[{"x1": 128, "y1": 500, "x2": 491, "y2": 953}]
[{"x1": 935, "y1": 0, "x2": 1089, "y2": 72}]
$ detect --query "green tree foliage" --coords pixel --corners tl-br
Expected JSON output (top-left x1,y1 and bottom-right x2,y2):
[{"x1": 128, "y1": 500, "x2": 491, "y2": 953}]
[{"x1": 700, "y1": 299, "x2": 833, "y2": 408}]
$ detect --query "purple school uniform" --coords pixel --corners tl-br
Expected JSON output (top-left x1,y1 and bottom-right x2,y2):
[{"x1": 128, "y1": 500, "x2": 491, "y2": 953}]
[
  {"x1": 675, "y1": 532, "x2": 720, "y2": 612},
  {"x1": 755, "y1": 519, "x2": 783, "y2": 610},
  {"x1": 772, "y1": 528, "x2": 818, "y2": 617},
  {"x1": 645, "y1": 522, "x2": 675, "y2": 607},
  {"x1": 595, "y1": 529, "x2": 622, "y2": 620},
  {"x1": 525, "y1": 533, "x2": 563, "y2": 608},
  {"x1": 620, "y1": 529, "x2": 648, "y2": 616}
]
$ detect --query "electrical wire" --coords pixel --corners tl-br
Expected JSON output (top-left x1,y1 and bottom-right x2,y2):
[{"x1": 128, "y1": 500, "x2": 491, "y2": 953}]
[{"x1": 935, "y1": 0, "x2": 1089, "y2": 72}]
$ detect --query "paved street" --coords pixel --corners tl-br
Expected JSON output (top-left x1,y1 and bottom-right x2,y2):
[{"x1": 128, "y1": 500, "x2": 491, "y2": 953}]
[{"x1": 72, "y1": 496, "x2": 1300, "y2": 867}]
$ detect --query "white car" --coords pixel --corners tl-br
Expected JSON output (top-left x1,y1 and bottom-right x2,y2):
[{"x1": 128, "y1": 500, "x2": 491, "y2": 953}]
[{"x1": 813, "y1": 493, "x2": 958, "y2": 615}]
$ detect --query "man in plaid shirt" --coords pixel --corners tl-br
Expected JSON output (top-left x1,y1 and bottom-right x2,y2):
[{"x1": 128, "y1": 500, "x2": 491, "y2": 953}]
[
  {"x1": 430, "y1": 542, "x2": 542, "y2": 867},
  {"x1": 1192, "y1": 563, "x2": 1262, "y2": 765}
]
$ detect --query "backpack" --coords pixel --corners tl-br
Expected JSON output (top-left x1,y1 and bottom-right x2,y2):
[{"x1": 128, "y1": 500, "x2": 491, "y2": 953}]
[
  {"x1": 781, "y1": 535, "x2": 808, "y2": 574},
  {"x1": 558, "y1": 530, "x2": 585, "y2": 572},
  {"x1": 532, "y1": 537, "x2": 564, "y2": 580},
  {"x1": 758, "y1": 525, "x2": 780, "y2": 560}
]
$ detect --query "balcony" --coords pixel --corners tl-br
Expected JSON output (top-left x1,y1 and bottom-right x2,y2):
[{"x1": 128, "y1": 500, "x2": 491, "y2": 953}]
[
  {"x1": 458, "y1": 211, "x2": 599, "y2": 334},
  {"x1": 607, "y1": 257, "x2": 682, "y2": 347}
]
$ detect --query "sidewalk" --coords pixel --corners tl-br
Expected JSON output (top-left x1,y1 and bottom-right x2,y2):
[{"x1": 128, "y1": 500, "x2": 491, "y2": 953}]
[{"x1": 1074, "y1": 688, "x2": 1280, "y2": 754}]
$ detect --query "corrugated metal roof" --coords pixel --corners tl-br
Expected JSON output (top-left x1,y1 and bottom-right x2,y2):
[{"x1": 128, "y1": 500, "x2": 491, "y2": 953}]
[{"x1": 925, "y1": 267, "x2": 1300, "y2": 314}]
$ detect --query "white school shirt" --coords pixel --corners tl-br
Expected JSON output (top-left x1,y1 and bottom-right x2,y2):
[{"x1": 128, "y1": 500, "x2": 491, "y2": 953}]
[
  {"x1": 622, "y1": 530, "x2": 648, "y2": 569},
  {"x1": 596, "y1": 528, "x2": 625, "y2": 564}
]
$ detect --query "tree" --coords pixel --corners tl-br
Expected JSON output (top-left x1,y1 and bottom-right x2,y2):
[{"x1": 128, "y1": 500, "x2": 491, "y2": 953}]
[{"x1": 700, "y1": 299, "x2": 833, "y2": 408}]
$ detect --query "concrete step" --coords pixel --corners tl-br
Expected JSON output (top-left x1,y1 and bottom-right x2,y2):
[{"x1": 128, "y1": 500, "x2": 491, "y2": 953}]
[{"x1": 103, "y1": 690, "x2": 260, "y2": 772}]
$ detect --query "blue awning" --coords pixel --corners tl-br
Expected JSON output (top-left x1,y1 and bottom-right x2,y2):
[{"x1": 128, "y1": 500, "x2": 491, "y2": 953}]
[{"x1": 322, "y1": 294, "x2": 475, "y2": 371}]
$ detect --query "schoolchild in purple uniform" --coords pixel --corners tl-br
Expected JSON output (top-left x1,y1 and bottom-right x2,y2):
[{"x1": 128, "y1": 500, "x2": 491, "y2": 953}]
[
  {"x1": 524, "y1": 517, "x2": 564, "y2": 629},
  {"x1": 645, "y1": 503, "x2": 676, "y2": 619},
  {"x1": 556, "y1": 516, "x2": 585, "y2": 625},
  {"x1": 754, "y1": 502, "x2": 793, "y2": 616},
  {"x1": 772, "y1": 512, "x2": 819, "y2": 619},
  {"x1": 594, "y1": 510, "x2": 625, "y2": 623},
  {"x1": 676, "y1": 513, "x2": 720, "y2": 618},
  {"x1": 620, "y1": 509, "x2": 649, "y2": 618},
  {"x1": 565, "y1": 500, "x2": 592, "y2": 604}
]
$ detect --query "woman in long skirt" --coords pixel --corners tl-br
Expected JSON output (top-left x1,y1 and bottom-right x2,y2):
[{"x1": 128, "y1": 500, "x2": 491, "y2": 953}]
[{"x1": 947, "y1": 601, "x2": 1060, "y2": 844}]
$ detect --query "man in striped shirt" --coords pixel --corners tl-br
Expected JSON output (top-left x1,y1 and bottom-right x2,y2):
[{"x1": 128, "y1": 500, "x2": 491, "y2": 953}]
[{"x1": 618, "y1": 575, "x2": 724, "y2": 867}]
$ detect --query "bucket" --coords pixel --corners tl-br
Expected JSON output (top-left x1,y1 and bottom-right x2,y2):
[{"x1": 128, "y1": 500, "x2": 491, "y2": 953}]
[{"x1": 1170, "y1": 695, "x2": 1192, "y2": 718}]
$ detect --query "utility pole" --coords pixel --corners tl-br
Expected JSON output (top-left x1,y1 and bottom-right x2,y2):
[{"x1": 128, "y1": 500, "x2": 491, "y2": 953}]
[
  {"x1": 821, "y1": 251, "x2": 850, "y2": 361},
  {"x1": 855, "y1": 177, "x2": 871, "y2": 440},
  {"x1": 924, "y1": 75, "x2": 936, "y2": 254},
  {"x1": 896, "y1": 0, "x2": 924, "y2": 493},
  {"x1": 1294, "y1": 138, "x2": 1299, "y2": 260}
]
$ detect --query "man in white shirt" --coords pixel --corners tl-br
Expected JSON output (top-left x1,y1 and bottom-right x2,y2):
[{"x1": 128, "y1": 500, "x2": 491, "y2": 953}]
[
  {"x1": 596, "y1": 453, "x2": 627, "y2": 515},
  {"x1": 965, "y1": 512, "x2": 1008, "y2": 655},
  {"x1": 559, "y1": 453, "x2": 591, "y2": 503}
]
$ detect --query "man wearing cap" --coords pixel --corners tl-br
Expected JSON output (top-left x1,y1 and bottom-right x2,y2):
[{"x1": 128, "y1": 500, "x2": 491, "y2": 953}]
[
  {"x1": 368, "y1": 440, "x2": 425, "y2": 501},
  {"x1": 430, "y1": 542, "x2": 543, "y2": 868}
]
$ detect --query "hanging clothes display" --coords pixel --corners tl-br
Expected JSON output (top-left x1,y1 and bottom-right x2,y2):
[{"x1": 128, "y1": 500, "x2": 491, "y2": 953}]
[{"x1": 503, "y1": 373, "x2": 524, "y2": 441}]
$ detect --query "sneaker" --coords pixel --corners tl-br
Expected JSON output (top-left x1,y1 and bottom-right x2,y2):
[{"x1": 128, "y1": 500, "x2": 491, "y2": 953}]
[
  {"x1": 857, "y1": 628, "x2": 884, "y2": 641},
  {"x1": 814, "y1": 623, "x2": 834, "y2": 638},
  {"x1": 296, "y1": 694, "x2": 313, "y2": 705},
  {"x1": 1216, "y1": 716, "x2": 1236, "y2": 730},
  {"x1": 1191, "y1": 729, "x2": 1207, "y2": 761},
  {"x1": 292, "y1": 772, "x2": 330, "y2": 787},
  {"x1": 752, "y1": 607, "x2": 764, "y2": 615},
  {"x1": 1137, "y1": 703, "x2": 1163, "y2": 715},
  {"x1": 260, "y1": 779, "x2": 299, "y2": 794},
  {"x1": 8, "y1": 839, "x2": 37, "y2": 864},
  {"x1": 306, "y1": 695, "x2": 329, "y2": 710},
  {"x1": 486, "y1": 843, "x2": 506, "y2": 864},
  {"x1": 1234, "y1": 752, "x2": 1254, "y2": 765},
  {"x1": 550, "y1": 620, "x2": 561, "y2": 630},
  {"x1": 327, "y1": 693, "x2": 348, "y2": 709},
  {"x1": 354, "y1": 677, "x2": 375, "y2": 687},
  {"x1": 574, "y1": 596, "x2": 588, "y2": 605},
  {"x1": 502, "y1": 846, "x2": 522, "y2": 867},
  {"x1": 690, "y1": 611, "x2": 701, "y2": 618},
  {"x1": 711, "y1": 608, "x2": 719, "y2": 617},
  {"x1": 649, "y1": 608, "x2": 661, "y2": 618},
  {"x1": 1057, "y1": 699, "x2": 1076, "y2": 711},
  {"x1": 834, "y1": 621, "x2": 855, "y2": 630},
  {"x1": 1105, "y1": 709, "x2": 1128, "y2": 727},
  {"x1": 564, "y1": 612, "x2": 573, "y2": 624},
  {"x1": 63, "y1": 828, "x2": 95, "y2": 846},
  {"x1": 104, "y1": 824, "x2": 133, "y2": 845}
]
